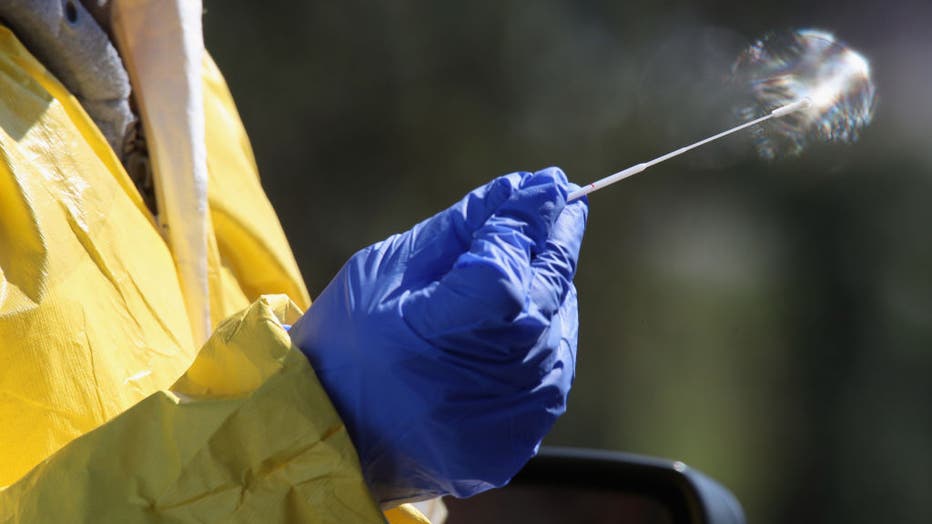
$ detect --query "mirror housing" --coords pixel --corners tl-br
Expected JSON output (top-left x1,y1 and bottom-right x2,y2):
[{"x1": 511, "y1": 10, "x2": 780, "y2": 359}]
[{"x1": 444, "y1": 446, "x2": 745, "y2": 524}]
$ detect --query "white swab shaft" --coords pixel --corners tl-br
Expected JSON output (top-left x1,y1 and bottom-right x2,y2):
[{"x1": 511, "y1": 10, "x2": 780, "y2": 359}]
[{"x1": 568, "y1": 98, "x2": 812, "y2": 201}]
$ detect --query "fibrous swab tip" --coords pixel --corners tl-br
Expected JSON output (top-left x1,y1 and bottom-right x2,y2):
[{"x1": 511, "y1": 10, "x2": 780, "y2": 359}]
[{"x1": 771, "y1": 98, "x2": 814, "y2": 118}]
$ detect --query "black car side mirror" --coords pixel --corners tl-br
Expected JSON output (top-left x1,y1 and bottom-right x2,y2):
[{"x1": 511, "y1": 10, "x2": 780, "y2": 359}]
[{"x1": 444, "y1": 447, "x2": 746, "y2": 524}]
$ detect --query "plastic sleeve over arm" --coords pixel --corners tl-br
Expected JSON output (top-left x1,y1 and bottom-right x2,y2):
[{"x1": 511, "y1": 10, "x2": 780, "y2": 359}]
[{"x1": 0, "y1": 296, "x2": 387, "y2": 523}]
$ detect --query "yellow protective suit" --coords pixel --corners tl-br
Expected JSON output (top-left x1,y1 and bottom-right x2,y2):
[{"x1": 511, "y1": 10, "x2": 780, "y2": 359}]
[{"x1": 0, "y1": 25, "x2": 425, "y2": 524}]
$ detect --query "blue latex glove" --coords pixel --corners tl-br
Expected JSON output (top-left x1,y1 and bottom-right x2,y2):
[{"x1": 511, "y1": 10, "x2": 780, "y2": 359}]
[{"x1": 289, "y1": 167, "x2": 588, "y2": 505}]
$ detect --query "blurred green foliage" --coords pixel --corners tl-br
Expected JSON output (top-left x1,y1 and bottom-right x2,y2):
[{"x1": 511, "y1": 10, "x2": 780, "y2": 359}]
[{"x1": 204, "y1": 1, "x2": 932, "y2": 522}]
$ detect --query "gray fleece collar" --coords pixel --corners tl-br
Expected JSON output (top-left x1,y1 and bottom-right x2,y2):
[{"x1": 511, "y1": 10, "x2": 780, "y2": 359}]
[{"x1": 0, "y1": 0, "x2": 134, "y2": 159}]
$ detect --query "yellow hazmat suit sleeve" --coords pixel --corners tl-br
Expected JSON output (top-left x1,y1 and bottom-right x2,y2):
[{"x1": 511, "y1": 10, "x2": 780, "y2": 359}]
[{"x1": 0, "y1": 295, "x2": 385, "y2": 523}]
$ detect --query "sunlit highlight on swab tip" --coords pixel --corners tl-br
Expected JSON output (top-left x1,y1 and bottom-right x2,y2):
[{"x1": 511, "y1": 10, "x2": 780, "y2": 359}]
[{"x1": 731, "y1": 28, "x2": 876, "y2": 159}]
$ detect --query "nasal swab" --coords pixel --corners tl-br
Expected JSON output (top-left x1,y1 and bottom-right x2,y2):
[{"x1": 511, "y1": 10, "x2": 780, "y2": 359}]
[{"x1": 568, "y1": 98, "x2": 813, "y2": 201}]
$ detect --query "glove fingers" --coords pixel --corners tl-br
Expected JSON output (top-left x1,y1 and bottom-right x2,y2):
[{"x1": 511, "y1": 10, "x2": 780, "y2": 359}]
[
  {"x1": 529, "y1": 190, "x2": 588, "y2": 318},
  {"x1": 404, "y1": 168, "x2": 570, "y2": 342},
  {"x1": 489, "y1": 167, "x2": 568, "y2": 254},
  {"x1": 404, "y1": 173, "x2": 524, "y2": 281}
]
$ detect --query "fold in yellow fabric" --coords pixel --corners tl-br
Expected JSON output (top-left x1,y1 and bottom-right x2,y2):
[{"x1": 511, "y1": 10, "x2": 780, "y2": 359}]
[{"x1": 0, "y1": 296, "x2": 386, "y2": 522}]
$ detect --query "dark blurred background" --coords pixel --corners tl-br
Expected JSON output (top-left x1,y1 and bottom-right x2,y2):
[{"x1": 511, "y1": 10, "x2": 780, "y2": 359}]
[{"x1": 203, "y1": 1, "x2": 932, "y2": 522}]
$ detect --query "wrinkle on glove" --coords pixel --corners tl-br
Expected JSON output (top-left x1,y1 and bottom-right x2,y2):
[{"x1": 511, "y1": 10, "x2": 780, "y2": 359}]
[{"x1": 290, "y1": 168, "x2": 588, "y2": 506}]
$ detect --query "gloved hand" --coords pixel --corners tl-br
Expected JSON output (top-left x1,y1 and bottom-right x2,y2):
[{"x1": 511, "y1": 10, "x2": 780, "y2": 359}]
[{"x1": 289, "y1": 167, "x2": 588, "y2": 506}]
